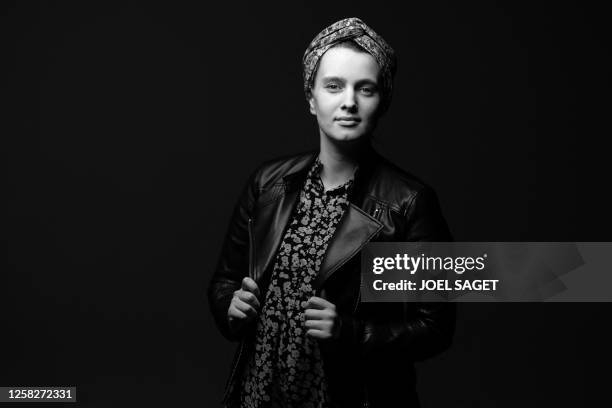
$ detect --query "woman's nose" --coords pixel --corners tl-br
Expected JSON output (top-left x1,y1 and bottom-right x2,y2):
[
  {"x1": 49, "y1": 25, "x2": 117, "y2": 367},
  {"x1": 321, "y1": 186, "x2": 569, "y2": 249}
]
[{"x1": 341, "y1": 89, "x2": 358, "y2": 111}]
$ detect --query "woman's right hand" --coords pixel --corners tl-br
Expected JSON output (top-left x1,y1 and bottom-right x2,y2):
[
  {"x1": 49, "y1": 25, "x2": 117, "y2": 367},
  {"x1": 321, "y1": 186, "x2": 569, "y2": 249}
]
[{"x1": 227, "y1": 277, "x2": 261, "y2": 335}]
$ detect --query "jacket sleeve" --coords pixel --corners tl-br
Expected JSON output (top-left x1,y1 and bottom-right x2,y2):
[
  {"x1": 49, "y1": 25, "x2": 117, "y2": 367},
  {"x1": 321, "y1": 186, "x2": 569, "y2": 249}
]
[
  {"x1": 338, "y1": 186, "x2": 456, "y2": 361},
  {"x1": 207, "y1": 167, "x2": 260, "y2": 341}
]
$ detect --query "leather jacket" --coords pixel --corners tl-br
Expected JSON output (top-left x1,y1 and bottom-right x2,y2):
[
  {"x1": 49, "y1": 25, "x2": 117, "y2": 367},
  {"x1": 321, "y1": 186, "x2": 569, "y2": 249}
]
[{"x1": 208, "y1": 147, "x2": 455, "y2": 407}]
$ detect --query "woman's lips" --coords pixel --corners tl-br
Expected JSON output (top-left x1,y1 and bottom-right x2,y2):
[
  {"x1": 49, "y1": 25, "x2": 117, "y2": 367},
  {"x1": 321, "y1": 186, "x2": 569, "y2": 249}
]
[{"x1": 336, "y1": 118, "x2": 361, "y2": 126}]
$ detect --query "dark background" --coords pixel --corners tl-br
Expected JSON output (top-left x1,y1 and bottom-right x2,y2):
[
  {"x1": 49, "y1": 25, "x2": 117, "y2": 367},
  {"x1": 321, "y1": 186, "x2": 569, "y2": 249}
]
[{"x1": 4, "y1": 0, "x2": 611, "y2": 406}]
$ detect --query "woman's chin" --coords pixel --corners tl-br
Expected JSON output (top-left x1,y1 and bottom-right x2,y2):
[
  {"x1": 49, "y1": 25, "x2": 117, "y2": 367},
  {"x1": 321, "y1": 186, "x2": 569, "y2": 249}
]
[
  {"x1": 328, "y1": 132, "x2": 367, "y2": 143},
  {"x1": 320, "y1": 127, "x2": 372, "y2": 146}
]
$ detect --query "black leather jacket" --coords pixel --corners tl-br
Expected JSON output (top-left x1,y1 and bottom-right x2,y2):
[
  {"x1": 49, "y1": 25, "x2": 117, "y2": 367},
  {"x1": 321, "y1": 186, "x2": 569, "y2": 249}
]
[{"x1": 208, "y1": 147, "x2": 455, "y2": 407}]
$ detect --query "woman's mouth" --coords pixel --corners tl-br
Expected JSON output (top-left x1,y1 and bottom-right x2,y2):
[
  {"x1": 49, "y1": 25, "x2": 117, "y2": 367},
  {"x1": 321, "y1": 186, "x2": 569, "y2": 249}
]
[{"x1": 336, "y1": 117, "x2": 361, "y2": 126}]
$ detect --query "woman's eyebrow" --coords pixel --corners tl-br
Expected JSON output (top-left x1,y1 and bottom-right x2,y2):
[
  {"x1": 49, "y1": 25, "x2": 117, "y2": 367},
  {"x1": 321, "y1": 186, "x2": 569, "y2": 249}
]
[
  {"x1": 321, "y1": 76, "x2": 345, "y2": 83},
  {"x1": 355, "y1": 78, "x2": 378, "y2": 86},
  {"x1": 321, "y1": 76, "x2": 378, "y2": 85}
]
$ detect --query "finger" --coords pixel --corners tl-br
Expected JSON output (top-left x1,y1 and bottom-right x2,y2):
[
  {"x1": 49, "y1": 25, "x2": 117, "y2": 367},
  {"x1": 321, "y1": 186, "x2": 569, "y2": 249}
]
[
  {"x1": 228, "y1": 304, "x2": 247, "y2": 320},
  {"x1": 304, "y1": 309, "x2": 328, "y2": 320},
  {"x1": 306, "y1": 329, "x2": 331, "y2": 340},
  {"x1": 304, "y1": 319, "x2": 330, "y2": 331},
  {"x1": 232, "y1": 299, "x2": 258, "y2": 318},
  {"x1": 242, "y1": 277, "x2": 261, "y2": 298},
  {"x1": 237, "y1": 290, "x2": 260, "y2": 309},
  {"x1": 306, "y1": 296, "x2": 334, "y2": 310}
]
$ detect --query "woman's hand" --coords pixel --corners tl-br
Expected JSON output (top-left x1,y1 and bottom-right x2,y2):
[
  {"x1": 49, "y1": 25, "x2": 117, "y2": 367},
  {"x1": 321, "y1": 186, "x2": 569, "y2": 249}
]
[
  {"x1": 304, "y1": 296, "x2": 341, "y2": 340},
  {"x1": 227, "y1": 277, "x2": 261, "y2": 335}
]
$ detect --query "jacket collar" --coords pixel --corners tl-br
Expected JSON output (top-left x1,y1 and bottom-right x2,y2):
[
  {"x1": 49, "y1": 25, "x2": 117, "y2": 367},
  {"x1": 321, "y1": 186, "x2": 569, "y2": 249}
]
[{"x1": 281, "y1": 143, "x2": 382, "y2": 204}]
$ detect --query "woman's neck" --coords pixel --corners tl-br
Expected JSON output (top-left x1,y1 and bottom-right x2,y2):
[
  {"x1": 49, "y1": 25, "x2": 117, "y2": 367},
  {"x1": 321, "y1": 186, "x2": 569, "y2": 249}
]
[{"x1": 318, "y1": 134, "x2": 370, "y2": 191}]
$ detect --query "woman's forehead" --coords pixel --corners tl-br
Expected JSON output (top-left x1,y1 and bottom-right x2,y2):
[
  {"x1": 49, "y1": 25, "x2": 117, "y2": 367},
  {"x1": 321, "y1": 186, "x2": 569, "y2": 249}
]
[{"x1": 315, "y1": 47, "x2": 380, "y2": 82}]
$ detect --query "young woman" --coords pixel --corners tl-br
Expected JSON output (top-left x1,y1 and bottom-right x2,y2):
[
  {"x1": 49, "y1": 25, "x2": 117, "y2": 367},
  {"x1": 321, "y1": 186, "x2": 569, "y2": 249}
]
[{"x1": 209, "y1": 17, "x2": 455, "y2": 408}]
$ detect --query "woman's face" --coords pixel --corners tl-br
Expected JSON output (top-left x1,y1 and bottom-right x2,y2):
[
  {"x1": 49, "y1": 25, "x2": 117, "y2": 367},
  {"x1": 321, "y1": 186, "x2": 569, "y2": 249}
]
[{"x1": 309, "y1": 46, "x2": 382, "y2": 143}]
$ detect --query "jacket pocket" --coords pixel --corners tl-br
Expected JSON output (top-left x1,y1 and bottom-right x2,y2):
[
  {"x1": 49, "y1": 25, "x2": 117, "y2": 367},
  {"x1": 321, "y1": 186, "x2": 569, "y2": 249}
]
[{"x1": 371, "y1": 202, "x2": 387, "y2": 221}]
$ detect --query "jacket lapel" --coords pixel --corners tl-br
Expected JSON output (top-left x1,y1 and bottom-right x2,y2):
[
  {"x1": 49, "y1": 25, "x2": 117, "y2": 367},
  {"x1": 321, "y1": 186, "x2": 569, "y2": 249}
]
[
  {"x1": 252, "y1": 187, "x2": 299, "y2": 282},
  {"x1": 313, "y1": 203, "x2": 383, "y2": 291},
  {"x1": 251, "y1": 147, "x2": 383, "y2": 288},
  {"x1": 251, "y1": 152, "x2": 317, "y2": 282}
]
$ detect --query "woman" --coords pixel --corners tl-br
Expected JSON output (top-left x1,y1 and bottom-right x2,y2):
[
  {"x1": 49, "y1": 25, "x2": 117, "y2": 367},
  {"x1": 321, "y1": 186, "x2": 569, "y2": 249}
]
[{"x1": 208, "y1": 17, "x2": 454, "y2": 408}]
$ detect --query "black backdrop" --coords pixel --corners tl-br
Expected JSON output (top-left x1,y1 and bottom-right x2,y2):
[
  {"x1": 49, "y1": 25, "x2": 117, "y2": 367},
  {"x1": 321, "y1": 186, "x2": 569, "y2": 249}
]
[{"x1": 4, "y1": 1, "x2": 612, "y2": 406}]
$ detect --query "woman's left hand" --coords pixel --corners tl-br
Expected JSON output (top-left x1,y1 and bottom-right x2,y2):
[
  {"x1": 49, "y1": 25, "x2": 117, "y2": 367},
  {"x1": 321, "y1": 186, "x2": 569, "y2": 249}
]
[{"x1": 304, "y1": 296, "x2": 341, "y2": 340}]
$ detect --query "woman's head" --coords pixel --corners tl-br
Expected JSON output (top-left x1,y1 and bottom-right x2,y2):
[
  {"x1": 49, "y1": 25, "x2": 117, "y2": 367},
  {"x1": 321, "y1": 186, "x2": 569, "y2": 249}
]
[{"x1": 303, "y1": 18, "x2": 397, "y2": 144}]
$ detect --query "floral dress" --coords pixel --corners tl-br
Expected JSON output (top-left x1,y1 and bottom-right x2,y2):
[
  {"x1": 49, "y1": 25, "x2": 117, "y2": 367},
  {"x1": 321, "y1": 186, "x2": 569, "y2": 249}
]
[{"x1": 239, "y1": 158, "x2": 354, "y2": 408}]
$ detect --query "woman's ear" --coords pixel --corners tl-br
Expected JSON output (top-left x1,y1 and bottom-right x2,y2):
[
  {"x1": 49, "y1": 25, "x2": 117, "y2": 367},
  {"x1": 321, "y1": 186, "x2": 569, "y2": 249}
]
[{"x1": 308, "y1": 90, "x2": 316, "y2": 115}]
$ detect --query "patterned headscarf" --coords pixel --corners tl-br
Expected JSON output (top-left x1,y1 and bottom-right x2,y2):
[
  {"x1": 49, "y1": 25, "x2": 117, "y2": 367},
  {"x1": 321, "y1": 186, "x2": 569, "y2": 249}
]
[{"x1": 303, "y1": 17, "x2": 397, "y2": 111}]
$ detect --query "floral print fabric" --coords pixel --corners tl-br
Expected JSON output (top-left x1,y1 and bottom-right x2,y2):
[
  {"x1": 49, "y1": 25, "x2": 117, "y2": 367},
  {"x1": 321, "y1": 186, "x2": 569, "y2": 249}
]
[{"x1": 239, "y1": 158, "x2": 354, "y2": 408}]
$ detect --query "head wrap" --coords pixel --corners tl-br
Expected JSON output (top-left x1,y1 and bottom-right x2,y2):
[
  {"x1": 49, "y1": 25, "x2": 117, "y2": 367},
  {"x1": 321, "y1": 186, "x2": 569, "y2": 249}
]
[{"x1": 302, "y1": 17, "x2": 397, "y2": 111}]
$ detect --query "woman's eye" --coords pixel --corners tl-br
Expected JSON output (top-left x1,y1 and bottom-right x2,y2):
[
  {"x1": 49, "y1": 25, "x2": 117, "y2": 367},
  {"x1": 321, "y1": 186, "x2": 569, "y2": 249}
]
[
  {"x1": 325, "y1": 83, "x2": 341, "y2": 90},
  {"x1": 360, "y1": 87, "x2": 374, "y2": 95}
]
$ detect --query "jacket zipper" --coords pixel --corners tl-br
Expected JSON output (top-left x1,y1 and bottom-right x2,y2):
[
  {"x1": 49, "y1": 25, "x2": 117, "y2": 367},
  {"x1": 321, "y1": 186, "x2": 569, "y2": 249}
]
[
  {"x1": 222, "y1": 340, "x2": 246, "y2": 404},
  {"x1": 248, "y1": 217, "x2": 255, "y2": 280},
  {"x1": 360, "y1": 207, "x2": 382, "y2": 408},
  {"x1": 355, "y1": 271, "x2": 370, "y2": 408},
  {"x1": 223, "y1": 217, "x2": 256, "y2": 404}
]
